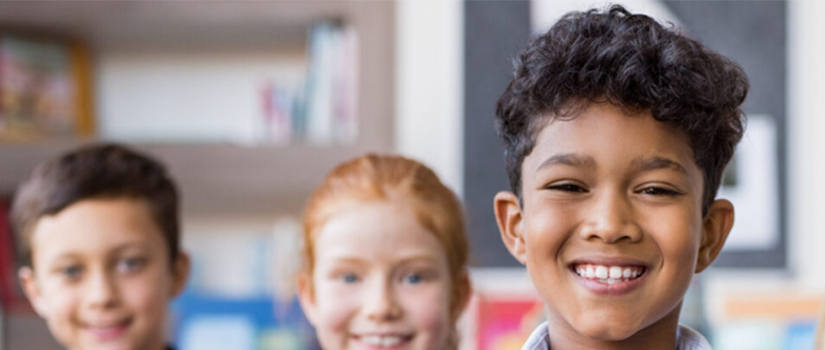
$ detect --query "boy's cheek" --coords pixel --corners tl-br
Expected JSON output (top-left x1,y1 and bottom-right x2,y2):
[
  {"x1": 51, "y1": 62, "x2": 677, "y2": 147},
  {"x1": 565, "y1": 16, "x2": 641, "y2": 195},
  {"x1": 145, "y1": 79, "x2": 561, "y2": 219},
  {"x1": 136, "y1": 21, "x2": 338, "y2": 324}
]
[{"x1": 38, "y1": 281, "x2": 77, "y2": 317}]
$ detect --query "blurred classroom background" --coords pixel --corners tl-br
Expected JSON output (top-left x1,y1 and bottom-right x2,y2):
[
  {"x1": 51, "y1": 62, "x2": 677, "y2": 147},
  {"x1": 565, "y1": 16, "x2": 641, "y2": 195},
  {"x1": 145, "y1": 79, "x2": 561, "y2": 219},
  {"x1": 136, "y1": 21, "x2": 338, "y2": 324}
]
[{"x1": 0, "y1": 1, "x2": 822, "y2": 349}]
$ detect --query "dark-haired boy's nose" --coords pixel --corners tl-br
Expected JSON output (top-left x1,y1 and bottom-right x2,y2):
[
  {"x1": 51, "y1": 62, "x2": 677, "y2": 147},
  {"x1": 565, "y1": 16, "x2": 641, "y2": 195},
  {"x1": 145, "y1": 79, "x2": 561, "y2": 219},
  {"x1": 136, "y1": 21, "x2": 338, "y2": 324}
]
[{"x1": 578, "y1": 191, "x2": 642, "y2": 244}]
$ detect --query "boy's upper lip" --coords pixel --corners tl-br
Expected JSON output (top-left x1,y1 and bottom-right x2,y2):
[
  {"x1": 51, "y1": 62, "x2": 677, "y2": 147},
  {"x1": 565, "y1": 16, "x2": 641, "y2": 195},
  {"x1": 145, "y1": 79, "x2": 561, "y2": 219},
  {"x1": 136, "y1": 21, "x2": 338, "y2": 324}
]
[
  {"x1": 568, "y1": 255, "x2": 649, "y2": 267},
  {"x1": 80, "y1": 316, "x2": 131, "y2": 328}
]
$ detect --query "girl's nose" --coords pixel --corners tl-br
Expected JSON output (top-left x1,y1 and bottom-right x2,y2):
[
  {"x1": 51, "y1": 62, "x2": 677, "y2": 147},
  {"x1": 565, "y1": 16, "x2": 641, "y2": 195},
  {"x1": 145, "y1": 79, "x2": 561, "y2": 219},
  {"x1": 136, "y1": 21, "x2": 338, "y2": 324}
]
[{"x1": 364, "y1": 279, "x2": 403, "y2": 322}]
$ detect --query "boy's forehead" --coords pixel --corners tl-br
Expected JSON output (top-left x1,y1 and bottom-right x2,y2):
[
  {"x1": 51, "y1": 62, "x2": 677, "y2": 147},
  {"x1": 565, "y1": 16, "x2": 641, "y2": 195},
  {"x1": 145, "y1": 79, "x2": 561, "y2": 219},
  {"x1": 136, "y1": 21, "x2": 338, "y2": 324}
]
[
  {"x1": 524, "y1": 104, "x2": 699, "y2": 175},
  {"x1": 29, "y1": 198, "x2": 166, "y2": 262}
]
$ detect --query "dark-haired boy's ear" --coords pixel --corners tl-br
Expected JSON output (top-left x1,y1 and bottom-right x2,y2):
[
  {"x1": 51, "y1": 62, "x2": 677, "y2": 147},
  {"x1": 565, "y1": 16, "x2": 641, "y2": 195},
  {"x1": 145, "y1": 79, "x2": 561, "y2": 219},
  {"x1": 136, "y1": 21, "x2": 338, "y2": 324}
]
[
  {"x1": 170, "y1": 252, "x2": 191, "y2": 298},
  {"x1": 494, "y1": 191, "x2": 527, "y2": 265},
  {"x1": 18, "y1": 267, "x2": 47, "y2": 317},
  {"x1": 695, "y1": 199, "x2": 734, "y2": 273},
  {"x1": 297, "y1": 273, "x2": 319, "y2": 326}
]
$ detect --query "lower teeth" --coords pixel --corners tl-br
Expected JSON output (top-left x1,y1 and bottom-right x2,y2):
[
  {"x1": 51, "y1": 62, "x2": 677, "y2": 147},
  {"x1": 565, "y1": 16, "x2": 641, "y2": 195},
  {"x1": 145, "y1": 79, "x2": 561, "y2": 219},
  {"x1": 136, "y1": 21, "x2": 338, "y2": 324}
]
[{"x1": 601, "y1": 278, "x2": 626, "y2": 284}]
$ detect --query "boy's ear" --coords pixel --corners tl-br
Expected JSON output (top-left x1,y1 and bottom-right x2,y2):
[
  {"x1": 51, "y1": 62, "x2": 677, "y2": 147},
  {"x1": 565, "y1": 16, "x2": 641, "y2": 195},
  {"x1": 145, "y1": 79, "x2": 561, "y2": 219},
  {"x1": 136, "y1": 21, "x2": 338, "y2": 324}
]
[
  {"x1": 18, "y1": 267, "x2": 48, "y2": 317},
  {"x1": 494, "y1": 191, "x2": 527, "y2": 265},
  {"x1": 297, "y1": 272, "x2": 319, "y2": 326},
  {"x1": 170, "y1": 252, "x2": 191, "y2": 297},
  {"x1": 696, "y1": 199, "x2": 734, "y2": 273}
]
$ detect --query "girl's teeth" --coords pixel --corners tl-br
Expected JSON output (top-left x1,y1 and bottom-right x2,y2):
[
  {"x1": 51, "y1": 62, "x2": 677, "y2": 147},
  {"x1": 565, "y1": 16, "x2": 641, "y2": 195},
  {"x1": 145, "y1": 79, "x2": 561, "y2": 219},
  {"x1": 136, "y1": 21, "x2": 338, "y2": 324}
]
[
  {"x1": 609, "y1": 266, "x2": 622, "y2": 279},
  {"x1": 595, "y1": 266, "x2": 608, "y2": 279},
  {"x1": 362, "y1": 335, "x2": 404, "y2": 347}
]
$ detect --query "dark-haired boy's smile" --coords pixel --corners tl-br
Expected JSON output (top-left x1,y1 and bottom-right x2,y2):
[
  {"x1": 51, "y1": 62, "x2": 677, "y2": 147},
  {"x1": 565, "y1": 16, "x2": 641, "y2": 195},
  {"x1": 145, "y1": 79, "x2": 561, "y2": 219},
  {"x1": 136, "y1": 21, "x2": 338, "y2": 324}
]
[{"x1": 567, "y1": 255, "x2": 649, "y2": 296}]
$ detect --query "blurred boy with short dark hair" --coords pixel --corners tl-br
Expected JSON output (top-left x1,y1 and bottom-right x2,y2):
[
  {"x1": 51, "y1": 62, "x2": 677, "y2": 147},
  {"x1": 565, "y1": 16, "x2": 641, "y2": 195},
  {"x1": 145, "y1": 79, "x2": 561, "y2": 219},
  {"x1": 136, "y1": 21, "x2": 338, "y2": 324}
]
[{"x1": 12, "y1": 143, "x2": 189, "y2": 350}]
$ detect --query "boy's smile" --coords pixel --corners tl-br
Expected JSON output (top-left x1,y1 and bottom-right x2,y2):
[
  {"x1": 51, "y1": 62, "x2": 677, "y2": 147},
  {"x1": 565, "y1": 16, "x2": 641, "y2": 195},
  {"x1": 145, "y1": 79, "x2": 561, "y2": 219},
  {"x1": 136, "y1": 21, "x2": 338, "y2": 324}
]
[{"x1": 495, "y1": 103, "x2": 733, "y2": 347}]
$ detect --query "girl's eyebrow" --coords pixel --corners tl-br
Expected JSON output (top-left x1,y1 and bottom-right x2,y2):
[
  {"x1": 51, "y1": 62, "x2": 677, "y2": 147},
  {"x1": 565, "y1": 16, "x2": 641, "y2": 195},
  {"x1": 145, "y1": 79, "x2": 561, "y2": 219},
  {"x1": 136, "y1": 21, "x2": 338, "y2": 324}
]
[
  {"x1": 325, "y1": 256, "x2": 367, "y2": 265},
  {"x1": 323, "y1": 254, "x2": 440, "y2": 267},
  {"x1": 395, "y1": 254, "x2": 440, "y2": 265},
  {"x1": 535, "y1": 153, "x2": 596, "y2": 172}
]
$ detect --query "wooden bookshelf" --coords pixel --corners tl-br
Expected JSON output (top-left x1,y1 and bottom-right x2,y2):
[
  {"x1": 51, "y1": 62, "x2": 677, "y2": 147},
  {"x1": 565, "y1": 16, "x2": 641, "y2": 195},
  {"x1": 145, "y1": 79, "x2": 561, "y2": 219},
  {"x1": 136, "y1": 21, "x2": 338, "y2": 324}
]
[{"x1": 0, "y1": 1, "x2": 396, "y2": 215}]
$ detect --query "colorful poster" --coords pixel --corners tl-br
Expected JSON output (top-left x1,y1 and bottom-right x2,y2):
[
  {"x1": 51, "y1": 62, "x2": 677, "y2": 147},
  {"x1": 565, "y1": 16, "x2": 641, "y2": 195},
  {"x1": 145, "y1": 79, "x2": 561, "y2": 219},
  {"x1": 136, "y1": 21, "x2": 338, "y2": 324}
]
[{"x1": 476, "y1": 296, "x2": 544, "y2": 350}]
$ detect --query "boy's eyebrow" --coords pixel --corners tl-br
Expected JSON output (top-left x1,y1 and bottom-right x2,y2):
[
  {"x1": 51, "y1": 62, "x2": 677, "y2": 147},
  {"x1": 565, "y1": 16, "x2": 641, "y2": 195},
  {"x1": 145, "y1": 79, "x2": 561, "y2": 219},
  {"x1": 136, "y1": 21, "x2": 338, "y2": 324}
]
[
  {"x1": 48, "y1": 254, "x2": 81, "y2": 266},
  {"x1": 109, "y1": 242, "x2": 151, "y2": 256},
  {"x1": 535, "y1": 153, "x2": 596, "y2": 171},
  {"x1": 630, "y1": 156, "x2": 688, "y2": 174}
]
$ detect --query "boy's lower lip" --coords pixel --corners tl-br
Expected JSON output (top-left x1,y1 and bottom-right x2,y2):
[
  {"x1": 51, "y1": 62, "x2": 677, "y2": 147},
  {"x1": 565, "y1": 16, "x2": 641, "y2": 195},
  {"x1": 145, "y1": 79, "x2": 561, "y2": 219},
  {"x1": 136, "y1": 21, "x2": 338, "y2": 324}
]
[
  {"x1": 85, "y1": 320, "x2": 130, "y2": 341},
  {"x1": 569, "y1": 268, "x2": 648, "y2": 295}
]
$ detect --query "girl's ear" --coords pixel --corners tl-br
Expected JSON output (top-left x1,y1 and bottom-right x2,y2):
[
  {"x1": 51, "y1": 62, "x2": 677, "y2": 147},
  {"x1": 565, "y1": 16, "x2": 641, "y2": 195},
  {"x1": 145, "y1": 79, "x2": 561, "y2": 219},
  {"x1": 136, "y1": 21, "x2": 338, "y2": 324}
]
[
  {"x1": 170, "y1": 252, "x2": 191, "y2": 298},
  {"x1": 696, "y1": 199, "x2": 734, "y2": 273},
  {"x1": 18, "y1": 267, "x2": 48, "y2": 317},
  {"x1": 297, "y1": 272, "x2": 319, "y2": 326},
  {"x1": 494, "y1": 191, "x2": 527, "y2": 265}
]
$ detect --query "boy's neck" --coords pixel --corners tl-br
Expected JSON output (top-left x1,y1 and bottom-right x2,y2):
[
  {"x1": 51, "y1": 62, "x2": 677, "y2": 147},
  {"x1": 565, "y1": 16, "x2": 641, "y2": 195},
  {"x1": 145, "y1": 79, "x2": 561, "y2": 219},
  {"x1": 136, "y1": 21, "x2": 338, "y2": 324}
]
[{"x1": 545, "y1": 304, "x2": 682, "y2": 350}]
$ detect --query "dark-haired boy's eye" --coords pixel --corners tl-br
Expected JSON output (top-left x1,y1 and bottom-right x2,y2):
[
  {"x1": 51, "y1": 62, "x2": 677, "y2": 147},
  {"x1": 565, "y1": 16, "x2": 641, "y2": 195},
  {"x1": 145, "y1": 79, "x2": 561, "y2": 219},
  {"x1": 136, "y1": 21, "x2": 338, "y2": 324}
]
[
  {"x1": 547, "y1": 183, "x2": 587, "y2": 193},
  {"x1": 639, "y1": 186, "x2": 682, "y2": 196}
]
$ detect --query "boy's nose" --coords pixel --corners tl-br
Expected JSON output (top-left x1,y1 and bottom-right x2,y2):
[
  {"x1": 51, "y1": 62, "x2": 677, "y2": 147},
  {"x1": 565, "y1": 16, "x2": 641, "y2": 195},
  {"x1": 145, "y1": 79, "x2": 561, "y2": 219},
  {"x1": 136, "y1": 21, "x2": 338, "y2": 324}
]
[
  {"x1": 364, "y1": 279, "x2": 402, "y2": 322},
  {"x1": 578, "y1": 191, "x2": 642, "y2": 243},
  {"x1": 85, "y1": 270, "x2": 120, "y2": 309}
]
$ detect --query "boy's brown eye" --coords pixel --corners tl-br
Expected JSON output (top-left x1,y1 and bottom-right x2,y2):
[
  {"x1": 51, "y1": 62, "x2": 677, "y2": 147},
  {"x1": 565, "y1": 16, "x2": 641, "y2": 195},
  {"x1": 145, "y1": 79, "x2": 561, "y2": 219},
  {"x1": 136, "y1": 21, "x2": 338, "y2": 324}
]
[
  {"x1": 639, "y1": 186, "x2": 681, "y2": 196},
  {"x1": 548, "y1": 183, "x2": 587, "y2": 193}
]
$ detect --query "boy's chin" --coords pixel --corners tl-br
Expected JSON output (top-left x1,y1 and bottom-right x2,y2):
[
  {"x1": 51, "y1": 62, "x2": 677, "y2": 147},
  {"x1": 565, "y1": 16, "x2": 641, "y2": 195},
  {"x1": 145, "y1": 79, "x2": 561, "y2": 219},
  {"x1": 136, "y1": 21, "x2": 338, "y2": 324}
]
[{"x1": 572, "y1": 319, "x2": 643, "y2": 342}]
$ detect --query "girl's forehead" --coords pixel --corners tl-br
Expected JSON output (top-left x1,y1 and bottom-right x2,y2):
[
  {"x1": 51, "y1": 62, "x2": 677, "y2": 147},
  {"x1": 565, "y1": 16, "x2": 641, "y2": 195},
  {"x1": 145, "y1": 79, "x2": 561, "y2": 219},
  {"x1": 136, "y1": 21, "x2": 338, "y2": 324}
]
[{"x1": 313, "y1": 203, "x2": 447, "y2": 262}]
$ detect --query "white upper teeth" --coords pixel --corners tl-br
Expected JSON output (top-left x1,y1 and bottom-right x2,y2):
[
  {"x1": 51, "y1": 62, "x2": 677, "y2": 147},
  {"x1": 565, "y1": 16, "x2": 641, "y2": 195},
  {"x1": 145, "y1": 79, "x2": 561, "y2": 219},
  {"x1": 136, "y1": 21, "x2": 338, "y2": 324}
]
[
  {"x1": 362, "y1": 335, "x2": 404, "y2": 347},
  {"x1": 575, "y1": 264, "x2": 643, "y2": 282}
]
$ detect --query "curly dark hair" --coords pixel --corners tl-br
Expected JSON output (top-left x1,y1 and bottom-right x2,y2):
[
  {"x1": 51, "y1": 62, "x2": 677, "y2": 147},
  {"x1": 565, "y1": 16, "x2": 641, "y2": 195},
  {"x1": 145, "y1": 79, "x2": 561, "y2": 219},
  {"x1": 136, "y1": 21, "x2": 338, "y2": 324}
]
[
  {"x1": 11, "y1": 143, "x2": 180, "y2": 267},
  {"x1": 495, "y1": 5, "x2": 749, "y2": 213}
]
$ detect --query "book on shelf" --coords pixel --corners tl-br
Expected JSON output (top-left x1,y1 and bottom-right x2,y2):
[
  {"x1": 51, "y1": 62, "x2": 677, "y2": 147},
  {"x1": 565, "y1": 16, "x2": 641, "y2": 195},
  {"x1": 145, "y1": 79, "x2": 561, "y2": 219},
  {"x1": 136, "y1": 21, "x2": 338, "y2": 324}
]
[{"x1": 259, "y1": 21, "x2": 358, "y2": 146}]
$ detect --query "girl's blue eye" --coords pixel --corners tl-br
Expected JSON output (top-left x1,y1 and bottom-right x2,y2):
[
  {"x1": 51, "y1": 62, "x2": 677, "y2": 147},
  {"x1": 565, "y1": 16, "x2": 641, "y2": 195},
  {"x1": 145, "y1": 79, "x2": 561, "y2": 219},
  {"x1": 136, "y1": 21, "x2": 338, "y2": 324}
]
[
  {"x1": 404, "y1": 273, "x2": 423, "y2": 284},
  {"x1": 342, "y1": 273, "x2": 358, "y2": 283}
]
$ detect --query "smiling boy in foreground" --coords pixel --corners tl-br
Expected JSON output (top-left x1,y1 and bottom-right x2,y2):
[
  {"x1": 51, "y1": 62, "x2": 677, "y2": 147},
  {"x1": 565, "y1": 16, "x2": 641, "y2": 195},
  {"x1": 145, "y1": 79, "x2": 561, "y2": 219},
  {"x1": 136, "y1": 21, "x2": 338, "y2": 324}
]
[{"x1": 493, "y1": 5, "x2": 748, "y2": 349}]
